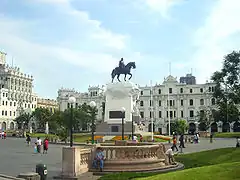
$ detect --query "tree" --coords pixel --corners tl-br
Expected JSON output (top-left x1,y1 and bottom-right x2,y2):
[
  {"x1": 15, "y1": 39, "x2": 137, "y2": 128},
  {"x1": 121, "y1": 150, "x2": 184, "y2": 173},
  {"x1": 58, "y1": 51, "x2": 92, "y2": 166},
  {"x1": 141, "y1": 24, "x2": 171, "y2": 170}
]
[
  {"x1": 211, "y1": 51, "x2": 240, "y2": 123},
  {"x1": 32, "y1": 108, "x2": 52, "y2": 129},
  {"x1": 197, "y1": 108, "x2": 215, "y2": 131},
  {"x1": 171, "y1": 119, "x2": 188, "y2": 135},
  {"x1": 14, "y1": 112, "x2": 32, "y2": 130},
  {"x1": 174, "y1": 119, "x2": 188, "y2": 134}
]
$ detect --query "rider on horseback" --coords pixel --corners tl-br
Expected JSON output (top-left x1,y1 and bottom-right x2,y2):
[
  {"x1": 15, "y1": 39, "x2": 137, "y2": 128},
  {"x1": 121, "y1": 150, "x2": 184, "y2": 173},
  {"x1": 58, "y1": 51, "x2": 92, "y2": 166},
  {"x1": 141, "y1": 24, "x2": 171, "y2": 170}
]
[{"x1": 119, "y1": 58, "x2": 125, "y2": 70}]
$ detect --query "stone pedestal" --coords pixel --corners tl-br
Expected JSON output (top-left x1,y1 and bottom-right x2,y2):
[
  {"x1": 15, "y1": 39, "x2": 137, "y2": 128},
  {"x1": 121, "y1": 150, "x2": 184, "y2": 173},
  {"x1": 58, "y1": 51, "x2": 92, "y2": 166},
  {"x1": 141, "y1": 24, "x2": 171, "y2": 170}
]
[
  {"x1": 55, "y1": 147, "x2": 92, "y2": 179},
  {"x1": 96, "y1": 81, "x2": 140, "y2": 135},
  {"x1": 17, "y1": 172, "x2": 40, "y2": 180}
]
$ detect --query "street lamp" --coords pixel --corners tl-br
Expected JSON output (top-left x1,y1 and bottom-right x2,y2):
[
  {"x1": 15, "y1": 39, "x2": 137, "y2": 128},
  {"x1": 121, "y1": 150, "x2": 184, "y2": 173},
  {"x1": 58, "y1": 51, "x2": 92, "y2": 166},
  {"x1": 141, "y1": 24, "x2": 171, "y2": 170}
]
[
  {"x1": 68, "y1": 96, "x2": 76, "y2": 147},
  {"x1": 121, "y1": 107, "x2": 126, "y2": 140},
  {"x1": 89, "y1": 101, "x2": 96, "y2": 144},
  {"x1": 131, "y1": 110, "x2": 134, "y2": 141}
]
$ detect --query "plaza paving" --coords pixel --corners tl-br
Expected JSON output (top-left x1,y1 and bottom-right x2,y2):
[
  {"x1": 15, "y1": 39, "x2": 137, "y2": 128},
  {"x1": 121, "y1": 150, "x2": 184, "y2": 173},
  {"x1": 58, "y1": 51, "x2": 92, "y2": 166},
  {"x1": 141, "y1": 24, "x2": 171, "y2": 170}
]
[{"x1": 0, "y1": 137, "x2": 237, "y2": 179}]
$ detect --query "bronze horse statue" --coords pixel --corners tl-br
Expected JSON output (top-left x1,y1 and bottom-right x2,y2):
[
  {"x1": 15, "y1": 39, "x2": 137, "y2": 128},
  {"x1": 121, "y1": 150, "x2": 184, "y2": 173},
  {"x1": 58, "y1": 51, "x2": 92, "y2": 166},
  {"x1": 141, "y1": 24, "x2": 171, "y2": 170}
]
[{"x1": 111, "y1": 62, "x2": 136, "y2": 82}]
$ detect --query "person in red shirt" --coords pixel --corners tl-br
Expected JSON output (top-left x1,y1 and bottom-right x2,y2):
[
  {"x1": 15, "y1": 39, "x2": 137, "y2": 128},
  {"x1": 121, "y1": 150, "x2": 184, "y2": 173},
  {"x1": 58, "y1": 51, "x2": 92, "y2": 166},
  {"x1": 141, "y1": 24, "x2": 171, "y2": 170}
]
[
  {"x1": 171, "y1": 136, "x2": 178, "y2": 152},
  {"x1": 3, "y1": 132, "x2": 6, "y2": 139},
  {"x1": 43, "y1": 138, "x2": 49, "y2": 154}
]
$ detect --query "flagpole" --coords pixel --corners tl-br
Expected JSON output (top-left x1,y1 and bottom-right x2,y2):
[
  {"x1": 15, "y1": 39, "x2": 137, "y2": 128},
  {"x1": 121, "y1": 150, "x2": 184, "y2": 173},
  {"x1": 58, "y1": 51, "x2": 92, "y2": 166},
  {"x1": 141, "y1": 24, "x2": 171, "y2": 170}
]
[
  {"x1": 150, "y1": 80, "x2": 154, "y2": 141},
  {"x1": 168, "y1": 91, "x2": 170, "y2": 136}
]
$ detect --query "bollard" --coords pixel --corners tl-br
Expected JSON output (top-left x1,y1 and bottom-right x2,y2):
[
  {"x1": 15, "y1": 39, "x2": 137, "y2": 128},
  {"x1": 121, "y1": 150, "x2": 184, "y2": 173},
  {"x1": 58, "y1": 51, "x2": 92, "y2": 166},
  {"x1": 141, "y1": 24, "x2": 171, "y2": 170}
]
[{"x1": 36, "y1": 164, "x2": 47, "y2": 180}]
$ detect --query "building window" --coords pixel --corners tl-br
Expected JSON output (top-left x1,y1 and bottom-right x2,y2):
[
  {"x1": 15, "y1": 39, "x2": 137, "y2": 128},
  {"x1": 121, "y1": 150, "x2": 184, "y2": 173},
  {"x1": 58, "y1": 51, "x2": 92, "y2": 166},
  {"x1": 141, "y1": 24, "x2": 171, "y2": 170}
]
[
  {"x1": 140, "y1": 112, "x2": 144, "y2": 118},
  {"x1": 159, "y1": 100, "x2": 161, "y2": 106},
  {"x1": 200, "y1": 110, "x2": 204, "y2": 120},
  {"x1": 190, "y1": 89, "x2": 193, "y2": 93},
  {"x1": 158, "y1": 89, "x2": 161, "y2": 94},
  {"x1": 32, "y1": 104, "x2": 34, "y2": 108},
  {"x1": 150, "y1": 90, "x2": 152, "y2": 95},
  {"x1": 181, "y1": 99, "x2": 183, "y2": 106},
  {"x1": 174, "y1": 111, "x2": 176, "y2": 117},
  {"x1": 189, "y1": 110, "x2": 194, "y2": 117},
  {"x1": 10, "y1": 111, "x2": 12, "y2": 116},
  {"x1": 149, "y1": 100, "x2": 153, "y2": 106},
  {"x1": 170, "y1": 111, "x2": 173, "y2": 118},
  {"x1": 150, "y1": 111, "x2": 154, "y2": 118},
  {"x1": 5, "y1": 111, "x2": 7, "y2": 116},
  {"x1": 169, "y1": 88, "x2": 172, "y2": 94},
  {"x1": 14, "y1": 102, "x2": 16, "y2": 106},
  {"x1": 2, "y1": 110, "x2": 4, "y2": 116},
  {"x1": 140, "y1": 101, "x2": 144, "y2": 106},
  {"x1": 211, "y1": 98, "x2": 216, "y2": 105},
  {"x1": 166, "y1": 111, "x2": 168, "y2": 118},
  {"x1": 6, "y1": 101, "x2": 8, "y2": 106},
  {"x1": 200, "y1": 88, "x2": 203, "y2": 93},
  {"x1": 159, "y1": 111, "x2": 162, "y2": 118},
  {"x1": 181, "y1": 111, "x2": 184, "y2": 118},
  {"x1": 28, "y1": 104, "x2": 30, "y2": 108},
  {"x1": 75, "y1": 103, "x2": 78, "y2": 108},
  {"x1": 25, "y1": 104, "x2": 27, "y2": 108},
  {"x1": 209, "y1": 87, "x2": 211, "y2": 92},
  {"x1": 6, "y1": 93, "x2": 7, "y2": 97},
  {"x1": 3, "y1": 93, "x2": 5, "y2": 97},
  {"x1": 212, "y1": 87, "x2": 214, "y2": 92},
  {"x1": 200, "y1": 99, "x2": 204, "y2": 105},
  {"x1": 140, "y1": 91, "x2": 143, "y2": 95},
  {"x1": 169, "y1": 100, "x2": 174, "y2": 106},
  {"x1": 180, "y1": 88, "x2": 183, "y2": 93},
  {"x1": 189, "y1": 99, "x2": 193, "y2": 106},
  {"x1": 67, "y1": 103, "x2": 70, "y2": 108},
  {"x1": 2, "y1": 101, "x2": 4, "y2": 105},
  {"x1": 14, "y1": 111, "x2": 15, "y2": 116},
  {"x1": 10, "y1": 102, "x2": 12, "y2": 106}
]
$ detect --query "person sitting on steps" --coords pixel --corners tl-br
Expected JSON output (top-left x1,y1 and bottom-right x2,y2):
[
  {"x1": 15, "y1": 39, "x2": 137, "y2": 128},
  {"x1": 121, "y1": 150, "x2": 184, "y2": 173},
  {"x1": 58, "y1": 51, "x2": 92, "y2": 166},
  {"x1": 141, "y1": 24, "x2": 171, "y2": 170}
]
[{"x1": 93, "y1": 147, "x2": 105, "y2": 172}]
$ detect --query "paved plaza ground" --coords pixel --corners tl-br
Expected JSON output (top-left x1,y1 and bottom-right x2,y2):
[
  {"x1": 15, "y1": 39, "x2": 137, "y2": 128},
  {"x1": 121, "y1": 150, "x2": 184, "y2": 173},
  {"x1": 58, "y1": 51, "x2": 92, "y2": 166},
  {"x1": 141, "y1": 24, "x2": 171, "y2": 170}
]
[{"x1": 0, "y1": 137, "x2": 237, "y2": 179}]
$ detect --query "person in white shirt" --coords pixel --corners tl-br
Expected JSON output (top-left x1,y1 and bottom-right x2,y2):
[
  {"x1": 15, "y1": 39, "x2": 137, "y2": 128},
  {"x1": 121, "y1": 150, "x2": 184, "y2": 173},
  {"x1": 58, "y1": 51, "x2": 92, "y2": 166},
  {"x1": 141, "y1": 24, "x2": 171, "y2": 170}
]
[
  {"x1": 165, "y1": 147, "x2": 175, "y2": 164},
  {"x1": 1, "y1": 131, "x2": 4, "y2": 139},
  {"x1": 36, "y1": 137, "x2": 42, "y2": 153}
]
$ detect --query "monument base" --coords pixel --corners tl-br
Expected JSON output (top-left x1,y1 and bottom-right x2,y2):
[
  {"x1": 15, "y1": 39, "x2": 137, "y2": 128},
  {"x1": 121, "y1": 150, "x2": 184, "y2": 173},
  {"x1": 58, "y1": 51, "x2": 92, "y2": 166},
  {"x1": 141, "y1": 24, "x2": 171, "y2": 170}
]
[{"x1": 95, "y1": 121, "x2": 136, "y2": 136}]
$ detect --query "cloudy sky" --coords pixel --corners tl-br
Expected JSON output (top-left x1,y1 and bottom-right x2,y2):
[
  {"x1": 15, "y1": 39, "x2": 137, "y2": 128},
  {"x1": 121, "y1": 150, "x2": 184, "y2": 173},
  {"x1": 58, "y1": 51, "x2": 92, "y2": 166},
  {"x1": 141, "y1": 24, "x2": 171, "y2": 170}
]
[{"x1": 0, "y1": 0, "x2": 240, "y2": 99}]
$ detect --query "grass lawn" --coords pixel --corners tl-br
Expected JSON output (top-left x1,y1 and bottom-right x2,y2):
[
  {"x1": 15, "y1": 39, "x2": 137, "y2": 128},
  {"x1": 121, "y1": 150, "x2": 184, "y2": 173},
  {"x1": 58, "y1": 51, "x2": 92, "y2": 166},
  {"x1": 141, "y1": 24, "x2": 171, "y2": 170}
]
[
  {"x1": 214, "y1": 132, "x2": 240, "y2": 138},
  {"x1": 99, "y1": 147, "x2": 240, "y2": 180},
  {"x1": 28, "y1": 133, "x2": 91, "y2": 142},
  {"x1": 136, "y1": 162, "x2": 240, "y2": 180}
]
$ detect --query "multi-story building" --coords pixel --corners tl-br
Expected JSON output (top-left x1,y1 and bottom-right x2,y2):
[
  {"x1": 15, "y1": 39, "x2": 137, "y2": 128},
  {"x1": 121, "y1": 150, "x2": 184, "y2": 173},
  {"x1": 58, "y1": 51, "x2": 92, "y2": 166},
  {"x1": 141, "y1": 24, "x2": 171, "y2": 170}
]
[
  {"x1": 37, "y1": 98, "x2": 59, "y2": 113},
  {"x1": 57, "y1": 75, "x2": 239, "y2": 134},
  {"x1": 0, "y1": 51, "x2": 38, "y2": 130}
]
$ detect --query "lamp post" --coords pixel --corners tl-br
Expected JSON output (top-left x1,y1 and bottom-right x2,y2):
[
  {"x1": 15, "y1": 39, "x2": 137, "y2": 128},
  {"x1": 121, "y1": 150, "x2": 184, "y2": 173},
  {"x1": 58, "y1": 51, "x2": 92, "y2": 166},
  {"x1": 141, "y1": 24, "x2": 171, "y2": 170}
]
[
  {"x1": 121, "y1": 107, "x2": 126, "y2": 140},
  {"x1": 68, "y1": 96, "x2": 76, "y2": 147},
  {"x1": 89, "y1": 101, "x2": 96, "y2": 144}
]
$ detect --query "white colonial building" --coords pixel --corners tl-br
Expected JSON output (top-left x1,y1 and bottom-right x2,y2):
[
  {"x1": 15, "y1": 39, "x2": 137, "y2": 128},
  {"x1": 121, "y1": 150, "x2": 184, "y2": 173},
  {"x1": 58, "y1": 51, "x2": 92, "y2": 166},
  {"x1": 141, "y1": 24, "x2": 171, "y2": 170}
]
[
  {"x1": 0, "y1": 51, "x2": 38, "y2": 130},
  {"x1": 57, "y1": 74, "x2": 240, "y2": 134}
]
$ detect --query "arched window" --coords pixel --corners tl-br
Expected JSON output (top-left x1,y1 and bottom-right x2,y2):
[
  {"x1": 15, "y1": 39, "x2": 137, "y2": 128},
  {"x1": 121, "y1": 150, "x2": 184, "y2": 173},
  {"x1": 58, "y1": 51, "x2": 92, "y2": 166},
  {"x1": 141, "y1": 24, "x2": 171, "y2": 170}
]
[
  {"x1": 189, "y1": 99, "x2": 193, "y2": 106},
  {"x1": 211, "y1": 98, "x2": 215, "y2": 105}
]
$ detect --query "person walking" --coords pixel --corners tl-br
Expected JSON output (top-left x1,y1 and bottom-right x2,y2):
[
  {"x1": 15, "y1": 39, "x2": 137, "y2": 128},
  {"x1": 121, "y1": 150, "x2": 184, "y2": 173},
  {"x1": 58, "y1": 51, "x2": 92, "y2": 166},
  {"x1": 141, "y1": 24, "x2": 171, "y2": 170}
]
[
  {"x1": 179, "y1": 134, "x2": 185, "y2": 148},
  {"x1": 43, "y1": 138, "x2": 49, "y2": 154},
  {"x1": 172, "y1": 136, "x2": 178, "y2": 152},
  {"x1": 35, "y1": 137, "x2": 42, "y2": 153}
]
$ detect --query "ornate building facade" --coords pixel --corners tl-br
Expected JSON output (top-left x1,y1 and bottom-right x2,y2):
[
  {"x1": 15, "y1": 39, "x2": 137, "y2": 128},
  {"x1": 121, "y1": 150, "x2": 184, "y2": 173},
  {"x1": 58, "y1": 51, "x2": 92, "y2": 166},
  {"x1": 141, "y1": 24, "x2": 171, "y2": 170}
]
[
  {"x1": 57, "y1": 75, "x2": 240, "y2": 134},
  {"x1": 37, "y1": 98, "x2": 59, "y2": 113},
  {"x1": 0, "y1": 51, "x2": 38, "y2": 130}
]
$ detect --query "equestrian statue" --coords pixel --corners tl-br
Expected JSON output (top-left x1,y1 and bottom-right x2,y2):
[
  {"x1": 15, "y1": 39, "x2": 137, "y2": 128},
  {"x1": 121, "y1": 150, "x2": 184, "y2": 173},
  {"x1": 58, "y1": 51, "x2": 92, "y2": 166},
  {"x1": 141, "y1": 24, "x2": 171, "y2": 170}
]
[{"x1": 111, "y1": 58, "x2": 136, "y2": 83}]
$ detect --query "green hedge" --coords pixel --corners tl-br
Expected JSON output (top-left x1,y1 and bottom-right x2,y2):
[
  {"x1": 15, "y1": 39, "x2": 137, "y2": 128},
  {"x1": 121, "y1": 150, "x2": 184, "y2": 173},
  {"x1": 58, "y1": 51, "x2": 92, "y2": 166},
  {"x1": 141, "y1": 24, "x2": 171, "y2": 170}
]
[{"x1": 214, "y1": 132, "x2": 240, "y2": 138}]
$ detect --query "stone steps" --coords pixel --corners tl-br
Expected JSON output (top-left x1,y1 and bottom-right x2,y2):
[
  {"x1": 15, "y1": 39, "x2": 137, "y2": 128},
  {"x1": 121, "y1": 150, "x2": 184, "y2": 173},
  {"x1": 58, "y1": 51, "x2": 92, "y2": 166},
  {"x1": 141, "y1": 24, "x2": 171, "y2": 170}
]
[{"x1": 90, "y1": 163, "x2": 184, "y2": 176}]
